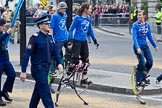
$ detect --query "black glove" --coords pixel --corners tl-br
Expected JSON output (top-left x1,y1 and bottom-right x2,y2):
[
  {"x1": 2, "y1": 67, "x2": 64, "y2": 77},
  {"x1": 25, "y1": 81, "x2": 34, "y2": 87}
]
[
  {"x1": 93, "y1": 40, "x2": 99, "y2": 47},
  {"x1": 68, "y1": 39, "x2": 73, "y2": 46}
]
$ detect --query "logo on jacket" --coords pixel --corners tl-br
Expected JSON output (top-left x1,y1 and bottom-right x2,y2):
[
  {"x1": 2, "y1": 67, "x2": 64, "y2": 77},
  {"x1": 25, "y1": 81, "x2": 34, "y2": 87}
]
[
  {"x1": 59, "y1": 19, "x2": 66, "y2": 30},
  {"x1": 139, "y1": 23, "x2": 148, "y2": 37},
  {"x1": 81, "y1": 20, "x2": 89, "y2": 32}
]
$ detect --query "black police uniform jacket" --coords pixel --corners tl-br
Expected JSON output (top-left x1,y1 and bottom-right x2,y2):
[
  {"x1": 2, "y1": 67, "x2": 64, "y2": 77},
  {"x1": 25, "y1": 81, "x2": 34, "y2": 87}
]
[{"x1": 21, "y1": 31, "x2": 62, "y2": 72}]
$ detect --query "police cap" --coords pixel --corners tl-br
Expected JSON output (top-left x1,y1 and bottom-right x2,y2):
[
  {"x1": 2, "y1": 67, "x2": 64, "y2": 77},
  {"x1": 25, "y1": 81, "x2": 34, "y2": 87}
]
[
  {"x1": 35, "y1": 16, "x2": 50, "y2": 25},
  {"x1": 0, "y1": 18, "x2": 6, "y2": 26}
]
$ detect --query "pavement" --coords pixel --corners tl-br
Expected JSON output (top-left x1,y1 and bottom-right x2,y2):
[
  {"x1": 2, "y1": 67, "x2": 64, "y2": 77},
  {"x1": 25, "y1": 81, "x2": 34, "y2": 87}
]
[{"x1": 4, "y1": 25, "x2": 161, "y2": 97}]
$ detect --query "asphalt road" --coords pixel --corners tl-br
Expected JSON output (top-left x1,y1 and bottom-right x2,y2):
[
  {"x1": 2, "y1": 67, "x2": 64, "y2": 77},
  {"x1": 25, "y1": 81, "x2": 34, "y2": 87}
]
[{"x1": 9, "y1": 26, "x2": 162, "y2": 77}]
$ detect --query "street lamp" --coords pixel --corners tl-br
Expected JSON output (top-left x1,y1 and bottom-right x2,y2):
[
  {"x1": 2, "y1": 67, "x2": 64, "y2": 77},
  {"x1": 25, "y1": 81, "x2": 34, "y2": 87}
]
[
  {"x1": 65, "y1": 0, "x2": 73, "y2": 30},
  {"x1": 20, "y1": 0, "x2": 26, "y2": 65}
]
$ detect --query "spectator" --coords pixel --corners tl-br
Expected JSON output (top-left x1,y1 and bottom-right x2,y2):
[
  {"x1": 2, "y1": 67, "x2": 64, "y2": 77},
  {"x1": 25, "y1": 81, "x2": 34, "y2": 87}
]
[{"x1": 33, "y1": 5, "x2": 43, "y2": 18}]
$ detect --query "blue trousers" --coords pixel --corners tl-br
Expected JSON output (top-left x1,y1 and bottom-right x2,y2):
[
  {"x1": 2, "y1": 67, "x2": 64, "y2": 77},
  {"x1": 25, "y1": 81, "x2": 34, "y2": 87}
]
[
  {"x1": 156, "y1": 74, "x2": 162, "y2": 82},
  {"x1": 0, "y1": 59, "x2": 16, "y2": 97},
  {"x1": 49, "y1": 40, "x2": 69, "y2": 72},
  {"x1": 29, "y1": 65, "x2": 54, "y2": 108},
  {"x1": 133, "y1": 44, "x2": 153, "y2": 82}
]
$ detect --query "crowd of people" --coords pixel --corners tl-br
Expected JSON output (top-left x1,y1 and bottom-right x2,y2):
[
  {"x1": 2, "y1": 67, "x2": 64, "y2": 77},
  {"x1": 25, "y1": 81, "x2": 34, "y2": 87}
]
[
  {"x1": 0, "y1": 5, "x2": 20, "y2": 44},
  {"x1": 25, "y1": 3, "x2": 130, "y2": 18}
]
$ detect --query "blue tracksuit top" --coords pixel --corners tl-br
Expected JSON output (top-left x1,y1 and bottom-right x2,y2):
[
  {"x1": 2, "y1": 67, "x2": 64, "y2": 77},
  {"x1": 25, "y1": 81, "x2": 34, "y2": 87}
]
[
  {"x1": 50, "y1": 12, "x2": 68, "y2": 42},
  {"x1": 21, "y1": 31, "x2": 62, "y2": 72},
  {"x1": 132, "y1": 21, "x2": 157, "y2": 49},
  {"x1": 68, "y1": 15, "x2": 96, "y2": 41}
]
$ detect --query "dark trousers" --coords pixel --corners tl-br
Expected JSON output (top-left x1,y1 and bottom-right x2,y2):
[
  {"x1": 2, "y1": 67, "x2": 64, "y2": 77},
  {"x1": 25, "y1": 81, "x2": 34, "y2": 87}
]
[
  {"x1": 0, "y1": 59, "x2": 16, "y2": 98},
  {"x1": 95, "y1": 14, "x2": 99, "y2": 26},
  {"x1": 156, "y1": 23, "x2": 161, "y2": 34},
  {"x1": 133, "y1": 44, "x2": 153, "y2": 82},
  {"x1": 156, "y1": 74, "x2": 162, "y2": 82},
  {"x1": 71, "y1": 40, "x2": 89, "y2": 65},
  {"x1": 29, "y1": 65, "x2": 54, "y2": 108},
  {"x1": 49, "y1": 40, "x2": 70, "y2": 72}
]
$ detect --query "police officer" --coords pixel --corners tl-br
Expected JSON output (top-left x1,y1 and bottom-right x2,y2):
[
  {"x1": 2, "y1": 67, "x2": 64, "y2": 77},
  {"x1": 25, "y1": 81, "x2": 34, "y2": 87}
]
[
  {"x1": 20, "y1": 16, "x2": 63, "y2": 108},
  {"x1": 0, "y1": 18, "x2": 15, "y2": 106}
]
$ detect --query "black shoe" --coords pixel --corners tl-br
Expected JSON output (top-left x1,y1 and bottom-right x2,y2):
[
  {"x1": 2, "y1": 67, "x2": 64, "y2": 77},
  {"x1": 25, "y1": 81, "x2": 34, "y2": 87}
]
[
  {"x1": 0, "y1": 99, "x2": 6, "y2": 106},
  {"x1": 80, "y1": 78, "x2": 93, "y2": 85},
  {"x1": 1, "y1": 92, "x2": 12, "y2": 102},
  {"x1": 145, "y1": 79, "x2": 150, "y2": 84},
  {"x1": 136, "y1": 81, "x2": 145, "y2": 87},
  {"x1": 61, "y1": 78, "x2": 69, "y2": 85},
  {"x1": 10, "y1": 39, "x2": 14, "y2": 44},
  {"x1": 17, "y1": 39, "x2": 20, "y2": 44}
]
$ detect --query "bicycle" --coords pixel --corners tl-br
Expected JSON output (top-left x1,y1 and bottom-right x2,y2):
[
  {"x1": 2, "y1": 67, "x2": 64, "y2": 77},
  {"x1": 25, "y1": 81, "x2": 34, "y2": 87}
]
[{"x1": 130, "y1": 66, "x2": 150, "y2": 104}]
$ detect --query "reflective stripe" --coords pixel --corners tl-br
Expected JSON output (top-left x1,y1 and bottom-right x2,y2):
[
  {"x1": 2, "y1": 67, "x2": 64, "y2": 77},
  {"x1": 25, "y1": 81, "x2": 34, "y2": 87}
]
[{"x1": 133, "y1": 9, "x2": 136, "y2": 16}]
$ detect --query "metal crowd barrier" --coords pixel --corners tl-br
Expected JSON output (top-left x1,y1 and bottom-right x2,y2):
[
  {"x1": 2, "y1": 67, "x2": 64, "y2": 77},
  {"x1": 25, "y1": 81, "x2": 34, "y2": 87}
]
[
  {"x1": 98, "y1": 16, "x2": 129, "y2": 26},
  {"x1": 26, "y1": 15, "x2": 130, "y2": 26},
  {"x1": 149, "y1": 21, "x2": 162, "y2": 41},
  {"x1": 26, "y1": 17, "x2": 35, "y2": 26}
]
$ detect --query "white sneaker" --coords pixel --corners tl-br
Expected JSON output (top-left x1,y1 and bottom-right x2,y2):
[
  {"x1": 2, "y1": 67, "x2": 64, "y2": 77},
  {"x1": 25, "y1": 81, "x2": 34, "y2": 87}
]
[{"x1": 155, "y1": 80, "x2": 160, "y2": 87}]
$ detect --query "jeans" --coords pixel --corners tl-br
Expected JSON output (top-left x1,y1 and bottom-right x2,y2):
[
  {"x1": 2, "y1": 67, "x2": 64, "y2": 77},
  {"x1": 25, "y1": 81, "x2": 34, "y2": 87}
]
[
  {"x1": 156, "y1": 23, "x2": 161, "y2": 34},
  {"x1": 49, "y1": 40, "x2": 70, "y2": 72},
  {"x1": 156, "y1": 74, "x2": 162, "y2": 82},
  {"x1": 133, "y1": 44, "x2": 153, "y2": 82}
]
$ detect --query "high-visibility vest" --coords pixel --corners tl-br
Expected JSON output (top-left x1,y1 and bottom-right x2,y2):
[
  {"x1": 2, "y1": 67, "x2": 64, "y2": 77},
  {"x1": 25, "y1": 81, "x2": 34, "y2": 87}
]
[
  {"x1": 133, "y1": 9, "x2": 137, "y2": 16},
  {"x1": 155, "y1": 12, "x2": 162, "y2": 24},
  {"x1": 130, "y1": 13, "x2": 133, "y2": 20}
]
